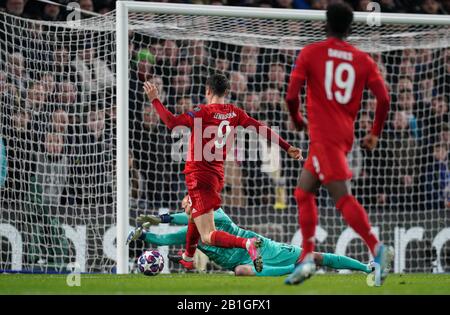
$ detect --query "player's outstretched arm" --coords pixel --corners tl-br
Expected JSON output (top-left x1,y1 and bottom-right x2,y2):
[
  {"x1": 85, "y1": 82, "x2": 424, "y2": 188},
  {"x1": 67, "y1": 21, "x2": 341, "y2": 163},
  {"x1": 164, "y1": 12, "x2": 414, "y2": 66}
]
[
  {"x1": 143, "y1": 81, "x2": 192, "y2": 129},
  {"x1": 143, "y1": 227, "x2": 188, "y2": 246},
  {"x1": 137, "y1": 210, "x2": 228, "y2": 227},
  {"x1": 362, "y1": 63, "x2": 391, "y2": 151},
  {"x1": 286, "y1": 49, "x2": 308, "y2": 132},
  {"x1": 286, "y1": 77, "x2": 307, "y2": 132},
  {"x1": 240, "y1": 114, "x2": 302, "y2": 160},
  {"x1": 137, "y1": 212, "x2": 189, "y2": 226}
]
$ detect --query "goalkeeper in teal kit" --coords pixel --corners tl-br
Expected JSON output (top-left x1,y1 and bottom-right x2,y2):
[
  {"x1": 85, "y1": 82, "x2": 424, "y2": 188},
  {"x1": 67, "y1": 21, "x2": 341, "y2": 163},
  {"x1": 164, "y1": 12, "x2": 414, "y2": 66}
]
[{"x1": 127, "y1": 196, "x2": 373, "y2": 276}]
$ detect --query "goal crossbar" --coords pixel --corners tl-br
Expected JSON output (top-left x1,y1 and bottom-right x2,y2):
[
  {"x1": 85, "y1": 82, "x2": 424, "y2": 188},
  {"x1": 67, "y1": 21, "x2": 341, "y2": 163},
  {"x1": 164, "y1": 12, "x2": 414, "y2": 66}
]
[{"x1": 121, "y1": 1, "x2": 450, "y2": 25}]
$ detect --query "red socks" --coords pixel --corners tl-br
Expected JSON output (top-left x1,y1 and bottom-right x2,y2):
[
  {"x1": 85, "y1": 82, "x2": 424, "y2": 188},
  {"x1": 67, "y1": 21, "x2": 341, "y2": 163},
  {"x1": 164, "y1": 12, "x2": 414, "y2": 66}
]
[
  {"x1": 294, "y1": 187, "x2": 318, "y2": 262},
  {"x1": 336, "y1": 195, "x2": 379, "y2": 256},
  {"x1": 185, "y1": 221, "x2": 200, "y2": 257},
  {"x1": 210, "y1": 230, "x2": 247, "y2": 249}
]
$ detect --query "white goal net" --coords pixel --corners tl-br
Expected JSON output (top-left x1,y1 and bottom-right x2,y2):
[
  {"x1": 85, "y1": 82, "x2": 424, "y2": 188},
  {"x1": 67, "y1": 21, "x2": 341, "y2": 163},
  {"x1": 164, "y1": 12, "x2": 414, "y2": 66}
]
[{"x1": 0, "y1": 4, "x2": 449, "y2": 274}]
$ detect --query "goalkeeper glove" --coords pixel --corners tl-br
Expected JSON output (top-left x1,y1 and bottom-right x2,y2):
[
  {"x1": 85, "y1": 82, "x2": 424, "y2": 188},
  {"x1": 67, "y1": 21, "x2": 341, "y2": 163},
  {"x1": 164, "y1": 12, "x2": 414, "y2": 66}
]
[{"x1": 137, "y1": 213, "x2": 172, "y2": 226}]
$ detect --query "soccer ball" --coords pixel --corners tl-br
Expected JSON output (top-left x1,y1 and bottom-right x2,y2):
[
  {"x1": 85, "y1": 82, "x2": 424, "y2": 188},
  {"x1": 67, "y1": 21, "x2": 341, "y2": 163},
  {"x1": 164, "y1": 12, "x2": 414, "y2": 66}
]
[{"x1": 137, "y1": 250, "x2": 164, "y2": 276}]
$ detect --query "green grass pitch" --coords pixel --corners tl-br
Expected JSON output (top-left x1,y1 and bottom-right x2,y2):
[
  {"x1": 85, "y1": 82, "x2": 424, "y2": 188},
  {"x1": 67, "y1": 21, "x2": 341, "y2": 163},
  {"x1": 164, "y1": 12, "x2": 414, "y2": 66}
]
[{"x1": 1, "y1": 273, "x2": 449, "y2": 294}]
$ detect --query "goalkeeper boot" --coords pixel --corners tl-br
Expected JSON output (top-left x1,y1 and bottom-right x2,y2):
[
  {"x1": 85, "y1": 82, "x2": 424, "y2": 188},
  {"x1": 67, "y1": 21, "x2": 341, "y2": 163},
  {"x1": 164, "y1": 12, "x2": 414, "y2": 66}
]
[
  {"x1": 246, "y1": 238, "x2": 263, "y2": 273},
  {"x1": 373, "y1": 243, "x2": 395, "y2": 286},
  {"x1": 168, "y1": 251, "x2": 194, "y2": 270},
  {"x1": 126, "y1": 222, "x2": 152, "y2": 245},
  {"x1": 285, "y1": 253, "x2": 316, "y2": 285}
]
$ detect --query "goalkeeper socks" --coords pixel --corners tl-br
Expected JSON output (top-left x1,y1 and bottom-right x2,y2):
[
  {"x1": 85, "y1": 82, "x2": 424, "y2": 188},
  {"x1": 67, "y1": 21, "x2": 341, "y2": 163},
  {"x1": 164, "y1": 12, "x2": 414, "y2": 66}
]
[
  {"x1": 210, "y1": 230, "x2": 247, "y2": 249},
  {"x1": 336, "y1": 195, "x2": 379, "y2": 256},
  {"x1": 321, "y1": 253, "x2": 371, "y2": 273},
  {"x1": 294, "y1": 187, "x2": 318, "y2": 262},
  {"x1": 185, "y1": 221, "x2": 200, "y2": 257}
]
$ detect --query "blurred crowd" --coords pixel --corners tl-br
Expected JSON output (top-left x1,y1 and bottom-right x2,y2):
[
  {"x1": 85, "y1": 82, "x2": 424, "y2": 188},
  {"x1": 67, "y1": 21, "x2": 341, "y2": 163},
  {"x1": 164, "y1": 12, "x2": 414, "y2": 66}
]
[
  {"x1": 1, "y1": 0, "x2": 450, "y2": 20},
  {"x1": 0, "y1": 0, "x2": 448, "y2": 216}
]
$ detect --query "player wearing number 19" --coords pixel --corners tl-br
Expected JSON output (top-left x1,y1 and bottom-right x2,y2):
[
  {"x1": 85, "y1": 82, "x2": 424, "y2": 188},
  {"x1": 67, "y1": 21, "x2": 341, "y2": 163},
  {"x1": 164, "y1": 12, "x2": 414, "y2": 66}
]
[
  {"x1": 143, "y1": 74, "x2": 301, "y2": 273},
  {"x1": 285, "y1": 3, "x2": 393, "y2": 286}
]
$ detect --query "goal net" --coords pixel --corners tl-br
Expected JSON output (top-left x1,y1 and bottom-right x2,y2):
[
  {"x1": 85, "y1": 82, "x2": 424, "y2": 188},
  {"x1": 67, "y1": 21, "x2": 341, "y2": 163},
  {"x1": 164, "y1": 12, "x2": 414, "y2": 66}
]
[{"x1": 0, "y1": 4, "x2": 449, "y2": 274}]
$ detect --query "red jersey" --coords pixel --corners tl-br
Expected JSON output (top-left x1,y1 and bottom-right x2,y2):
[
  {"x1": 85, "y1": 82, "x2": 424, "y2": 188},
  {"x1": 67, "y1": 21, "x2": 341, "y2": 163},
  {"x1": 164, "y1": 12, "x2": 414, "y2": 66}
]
[
  {"x1": 286, "y1": 37, "x2": 389, "y2": 152},
  {"x1": 151, "y1": 100, "x2": 291, "y2": 179}
]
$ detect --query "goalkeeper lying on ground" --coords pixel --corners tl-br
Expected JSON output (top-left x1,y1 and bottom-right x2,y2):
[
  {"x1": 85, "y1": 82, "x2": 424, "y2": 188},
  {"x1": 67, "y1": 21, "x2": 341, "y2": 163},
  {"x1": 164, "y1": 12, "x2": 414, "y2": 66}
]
[{"x1": 127, "y1": 196, "x2": 373, "y2": 276}]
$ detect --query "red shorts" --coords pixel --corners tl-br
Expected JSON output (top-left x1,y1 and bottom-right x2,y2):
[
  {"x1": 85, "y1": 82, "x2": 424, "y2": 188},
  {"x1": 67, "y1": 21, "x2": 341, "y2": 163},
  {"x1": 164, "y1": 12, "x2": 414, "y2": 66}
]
[
  {"x1": 185, "y1": 172, "x2": 224, "y2": 219},
  {"x1": 303, "y1": 142, "x2": 352, "y2": 184}
]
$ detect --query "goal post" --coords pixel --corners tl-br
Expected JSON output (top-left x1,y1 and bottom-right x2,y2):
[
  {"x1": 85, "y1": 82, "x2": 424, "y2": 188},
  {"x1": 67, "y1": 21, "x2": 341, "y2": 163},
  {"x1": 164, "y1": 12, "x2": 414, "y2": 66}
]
[
  {"x1": 116, "y1": 0, "x2": 130, "y2": 276},
  {"x1": 115, "y1": 2, "x2": 450, "y2": 274}
]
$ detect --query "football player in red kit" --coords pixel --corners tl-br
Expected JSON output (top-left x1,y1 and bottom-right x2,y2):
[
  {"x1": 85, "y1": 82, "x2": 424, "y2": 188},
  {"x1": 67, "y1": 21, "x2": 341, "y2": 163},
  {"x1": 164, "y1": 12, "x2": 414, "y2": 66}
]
[
  {"x1": 143, "y1": 74, "x2": 301, "y2": 273},
  {"x1": 285, "y1": 3, "x2": 394, "y2": 286}
]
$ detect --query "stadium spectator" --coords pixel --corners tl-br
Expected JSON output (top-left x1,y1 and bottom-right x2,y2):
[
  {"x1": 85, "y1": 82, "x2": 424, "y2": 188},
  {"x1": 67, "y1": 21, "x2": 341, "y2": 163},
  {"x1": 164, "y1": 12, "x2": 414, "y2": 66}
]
[
  {"x1": 430, "y1": 96, "x2": 449, "y2": 126},
  {"x1": 51, "y1": 109, "x2": 69, "y2": 135},
  {"x1": 398, "y1": 58, "x2": 416, "y2": 81},
  {"x1": 7, "y1": 51, "x2": 30, "y2": 94},
  {"x1": 417, "y1": 76, "x2": 435, "y2": 105},
  {"x1": 135, "y1": 52, "x2": 155, "y2": 83},
  {"x1": 42, "y1": 3, "x2": 61, "y2": 21},
  {"x1": 310, "y1": 0, "x2": 328, "y2": 10},
  {"x1": 396, "y1": 77, "x2": 419, "y2": 139},
  {"x1": 168, "y1": 74, "x2": 192, "y2": 105},
  {"x1": 242, "y1": 92, "x2": 261, "y2": 117},
  {"x1": 223, "y1": 160, "x2": 247, "y2": 207},
  {"x1": 176, "y1": 96, "x2": 193, "y2": 115},
  {"x1": 215, "y1": 57, "x2": 231, "y2": 76},
  {"x1": 354, "y1": 111, "x2": 385, "y2": 206},
  {"x1": 178, "y1": 57, "x2": 193, "y2": 76},
  {"x1": 424, "y1": 143, "x2": 450, "y2": 210},
  {"x1": 71, "y1": 42, "x2": 115, "y2": 95},
  {"x1": 52, "y1": 46, "x2": 78, "y2": 83},
  {"x1": 129, "y1": 150, "x2": 144, "y2": 207},
  {"x1": 149, "y1": 42, "x2": 165, "y2": 65},
  {"x1": 163, "y1": 39, "x2": 179, "y2": 68},
  {"x1": 2, "y1": 108, "x2": 35, "y2": 203},
  {"x1": 355, "y1": 0, "x2": 370, "y2": 11},
  {"x1": 131, "y1": 105, "x2": 181, "y2": 209},
  {"x1": 273, "y1": 0, "x2": 294, "y2": 9},
  {"x1": 265, "y1": 63, "x2": 287, "y2": 92},
  {"x1": 146, "y1": 76, "x2": 165, "y2": 104},
  {"x1": 36, "y1": 132, "x2": 68, "y2": 207},
  {"x1": 55, "y1": 81, "x2": 80, "y2": 123},
  {"x1": 26, "y1": 83, "x2": 49, "y2": 137},
  {"x1": 188, "y1": 39, "x2": 210, "y2": 97},
  {"x1": 420, "y1": 0, "x2": 445, "y2": 14},
  {"x1": 5, "y1": 0, "x2": 25, "y2": 17},
  {"x1": 39, "y1": 73, "x2": 57, "y2": 104},
  {"x1": 261, "y1": 87, "x2": 284, "y2": 123},
  {"x1": 240, "y1": 45, "x2": 259, "y2": 64},
  {"x1": 239, "y1": 57, "x2": 260, "y2": 90},
  {"x1": 379, "y1": 0, "x2": 398, "y2": 12},
  {"x1": 382, "y1": 110, "x2": 419, "y2": 209},
  {"x1": 79, "y1": 0, "x2": 95, "y2": 19},
  {"x1": 229, "y1": 71, "x2": 248, "y2": 103},
  {"x1": 69, "y1": 108, "x2": 113, "y2": 206},
  {"x1": 442, "y1": 0, "x2": 450, "y2": 14}
]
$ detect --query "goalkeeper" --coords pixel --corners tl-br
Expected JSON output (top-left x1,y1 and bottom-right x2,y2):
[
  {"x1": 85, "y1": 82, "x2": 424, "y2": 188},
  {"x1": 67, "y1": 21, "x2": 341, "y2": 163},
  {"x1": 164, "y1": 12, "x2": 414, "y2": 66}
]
[{"x1": 127, "y1": 196, "x2": 373, "y2": 277}]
